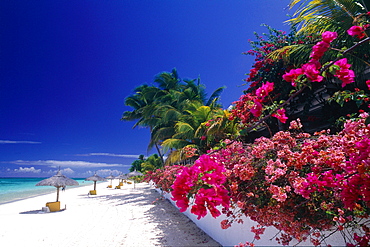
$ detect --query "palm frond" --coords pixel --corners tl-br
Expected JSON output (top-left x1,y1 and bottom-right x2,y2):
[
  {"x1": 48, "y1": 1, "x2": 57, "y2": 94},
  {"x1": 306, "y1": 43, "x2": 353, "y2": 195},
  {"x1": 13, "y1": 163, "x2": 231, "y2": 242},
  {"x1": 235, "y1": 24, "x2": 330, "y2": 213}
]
[
  {"x1": 206, "y1": 86, "x2": 225, "y2": 106},
  {"x1": 174, "y1": 122, "x2": 195, "y2": 138},
  {"x1": 162, "y1": 138, "x2": 190, "y2": 153}
]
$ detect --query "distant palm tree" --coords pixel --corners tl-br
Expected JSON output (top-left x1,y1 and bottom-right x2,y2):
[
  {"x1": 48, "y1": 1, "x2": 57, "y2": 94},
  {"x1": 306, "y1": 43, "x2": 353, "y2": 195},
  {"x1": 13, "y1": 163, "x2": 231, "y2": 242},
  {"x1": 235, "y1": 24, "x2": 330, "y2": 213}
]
[
  {"x1": 122, "y1": 68, "x2": 225, "y2": 164},
  {"x1": 162, "y1": 103, "x2": 238, "y2": 164}
]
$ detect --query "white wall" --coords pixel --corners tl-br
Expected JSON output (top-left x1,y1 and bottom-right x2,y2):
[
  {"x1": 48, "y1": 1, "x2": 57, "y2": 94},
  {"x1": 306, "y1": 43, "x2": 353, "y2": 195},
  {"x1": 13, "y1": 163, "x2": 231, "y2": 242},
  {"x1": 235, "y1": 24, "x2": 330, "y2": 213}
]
[{"x1": 157, "y1": 188, "x2": 346, "y2": 246}]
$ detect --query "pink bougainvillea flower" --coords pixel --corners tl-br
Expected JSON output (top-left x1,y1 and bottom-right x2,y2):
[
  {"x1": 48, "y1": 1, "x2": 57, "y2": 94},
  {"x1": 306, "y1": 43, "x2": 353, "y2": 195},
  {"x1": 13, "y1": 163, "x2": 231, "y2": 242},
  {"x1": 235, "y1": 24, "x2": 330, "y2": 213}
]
[
  {"x1": 321, "y1": 31, "x2": 338, "y2": 43},
  {"x1": 282, "y1": 68, "x2": 303, "y2": 86},
  {"x1": 334, "y1": 58, "x2": 355, "y2": 87},
  {"x1": 302, "y1": 63, "x2": 323, "y2": 82},
  {"x1": 310, "y1": 41, "x2": 330, "y2": 60},
  {"x1": 366, "y1": 80, "x2": 370, "y2": 90},
  {"x1": 250, "y1": 100, "x2": 263, "y2": 117},
  {"x1": 337, "y1": 69, "x2": 355, "y2": 87},
  {"x1": 347, "y1": 26, "x2": 366, "y2": 39},
  {"x1": 308, "y1": 59, "x2": 321, "y2": 70},
  {"x1": 272, "y1": 108, "x2": 288, "y2": 123},
  {"x1": 255, "y1": 81, "x2": 274, "y2": 99},
  {"x1": 335, "y1": 58, "x2": 351, "y2": 70}
]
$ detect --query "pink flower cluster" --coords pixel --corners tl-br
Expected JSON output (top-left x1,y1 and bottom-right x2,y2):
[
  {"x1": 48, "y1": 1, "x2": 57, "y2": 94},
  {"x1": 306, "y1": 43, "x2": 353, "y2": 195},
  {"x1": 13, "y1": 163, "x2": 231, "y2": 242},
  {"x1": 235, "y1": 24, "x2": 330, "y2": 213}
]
[
  {"x1": 220, "y1": 114, "x2": 369, "y2": 246},
  {"x1": 230, "y1": 94, "x2": 259, "y2": 123},
  {"x1": 347, "y1": 25, "x2": 367, "y2": 39},
  {"x1": 170, "y1": 154, "x2": 230, "y2": 219},
  {"x1": 148, "y1": 114, "x2": 370, "y2": 246},
  {"x1": 144, "y1": 165, "x2": 184, "y2": 192},
  {"x1": 334, "y1": 58, "x2": 355, "y2": 87},
  {"x1": 230, "y1": 81, "x2": 289, "y2": 124},
  {"x1": 283, "y1": 31, "x2": 338, "y2": 86},
  {"x1": 283, "y1": 31, "x2": 358, "y2": 88}
]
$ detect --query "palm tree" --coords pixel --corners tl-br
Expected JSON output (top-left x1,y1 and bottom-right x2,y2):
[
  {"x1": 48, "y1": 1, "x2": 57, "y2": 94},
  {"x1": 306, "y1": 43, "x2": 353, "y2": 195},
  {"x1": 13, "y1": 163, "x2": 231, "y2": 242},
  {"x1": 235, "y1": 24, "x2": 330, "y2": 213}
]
[
  {"x1": 269, "y1": 0, "x2": 370, "y2": 73},
  {"x1": 141, "y1": 154, "x2": 163, "y2": 173},
  {"x1": 161, "y1": 102, "x2": 238, "y2": 164},
  {"x1": 146, "y1": 70, "x2": 224, "y2": 156},
  {"x1": 122, "y1": 68, "x2": 225, "y2": 164}
]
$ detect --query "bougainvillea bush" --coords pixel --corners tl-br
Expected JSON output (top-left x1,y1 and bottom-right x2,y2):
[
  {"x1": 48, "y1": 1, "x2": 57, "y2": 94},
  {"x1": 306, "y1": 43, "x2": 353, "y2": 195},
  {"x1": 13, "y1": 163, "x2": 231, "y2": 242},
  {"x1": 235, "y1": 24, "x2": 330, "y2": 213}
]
[
  {"x1": 149, "y1": 115, "x2": 370, "y2": 246},
  {"x1": 145, "y1": 14, "x2": 370, "y2": 247}
]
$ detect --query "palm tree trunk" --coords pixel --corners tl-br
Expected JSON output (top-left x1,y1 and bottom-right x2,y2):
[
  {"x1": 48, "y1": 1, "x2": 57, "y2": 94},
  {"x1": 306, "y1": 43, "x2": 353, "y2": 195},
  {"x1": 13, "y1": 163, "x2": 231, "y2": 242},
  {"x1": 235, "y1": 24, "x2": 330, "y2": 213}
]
[{"x1": 155, "y1": 142, "x2": 165, "y2": 165}]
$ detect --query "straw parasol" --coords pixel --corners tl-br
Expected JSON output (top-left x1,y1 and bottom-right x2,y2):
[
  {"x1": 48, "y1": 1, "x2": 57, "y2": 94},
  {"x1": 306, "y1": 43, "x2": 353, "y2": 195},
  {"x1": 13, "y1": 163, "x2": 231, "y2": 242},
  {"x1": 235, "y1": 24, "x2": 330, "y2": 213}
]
[
  {"x1": 36, "y1": 170, "x2": 79, "y2": 202},
  {"x1": 116, "y1": 173, "x2": 128, "y2": 181},
  {"x1": 105, "y1": 174, "x2": 115, "y2": 186},
  {"x1": 127, "y1": 170, "x2": 143, "y2": 177},
  {"x1": 127, "y1": 170, "x2": 143, "y2": 188},
  {"x1": 85, "y1": 173, "x2": 106, "y2": 190}
]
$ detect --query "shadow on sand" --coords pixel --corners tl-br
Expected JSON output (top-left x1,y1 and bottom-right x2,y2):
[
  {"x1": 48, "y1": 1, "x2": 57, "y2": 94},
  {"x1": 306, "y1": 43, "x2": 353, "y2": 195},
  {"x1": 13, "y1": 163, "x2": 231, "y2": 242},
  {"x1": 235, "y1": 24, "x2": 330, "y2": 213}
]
[
  {"x1": 19, "y1": 208, "x2": 66, "y2": 214},
  {"x1": 87, "y1": 185, "x2": 221, "y2": 247}
]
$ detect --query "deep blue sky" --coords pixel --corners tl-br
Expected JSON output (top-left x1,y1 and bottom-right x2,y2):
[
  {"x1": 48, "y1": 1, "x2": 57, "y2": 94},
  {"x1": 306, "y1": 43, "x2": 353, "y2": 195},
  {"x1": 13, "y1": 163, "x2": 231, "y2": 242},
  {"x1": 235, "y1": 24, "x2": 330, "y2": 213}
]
[{"x1": 0, "y1": 0, "x2": 291, "y2": 178}]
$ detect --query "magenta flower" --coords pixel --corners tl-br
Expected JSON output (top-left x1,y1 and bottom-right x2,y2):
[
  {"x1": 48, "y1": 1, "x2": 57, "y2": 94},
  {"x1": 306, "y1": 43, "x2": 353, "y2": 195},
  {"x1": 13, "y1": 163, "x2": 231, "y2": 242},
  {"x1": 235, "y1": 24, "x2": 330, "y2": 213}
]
[
  {"x1": 250, "y1": 100, "x2": 263, "y2": 117},
  {"x1": 255, "y1": 81, "x2": 274, "y2": 99},
  {"x1": 282, "y1": 68, "x2": 303, "y2": 86},
  {"x1": 302, "y1": 63, "x2": 323, "y2": 82},
  {"x1": 347, "y1": 26, "x2": 365, "y2": 39},
  {"x1": 310, "y1": 41, "x2": 330, "y2": 60},
  {"x1": 334, "y1": 58, "x2": 355, "y2": 87},
  {"x1": 272, "y1": 108, "x2": 288, "y2": 123},
  {"x1": 321, "y1": 31, "x2": 338, "y2": 43}
]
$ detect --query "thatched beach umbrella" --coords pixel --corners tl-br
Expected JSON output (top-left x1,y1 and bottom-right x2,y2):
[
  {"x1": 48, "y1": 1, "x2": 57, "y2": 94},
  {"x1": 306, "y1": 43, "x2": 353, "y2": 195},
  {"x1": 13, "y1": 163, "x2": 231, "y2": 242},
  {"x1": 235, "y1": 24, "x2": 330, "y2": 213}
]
[
  {"x1": 36, "y1": 170, "x2": 79, "y2": 202},
  {"x1": 127, "y1": 170, "x2": 143, "y2": 188},
  {"x1": 115, "y1": 173, "x2": 128, "y2": 188},
  {"x1": 116, "y1": 173, "x2": 128, "y2": 181},
  {"x1": 106, "y1": 174, "x2": 115, "y2": 186},
  {"x1": 127, "y1": 170, "x2": 143, "y2": 177},
  {"x1": 85, "y1": 173, "x2": 106, "y2": 191}
]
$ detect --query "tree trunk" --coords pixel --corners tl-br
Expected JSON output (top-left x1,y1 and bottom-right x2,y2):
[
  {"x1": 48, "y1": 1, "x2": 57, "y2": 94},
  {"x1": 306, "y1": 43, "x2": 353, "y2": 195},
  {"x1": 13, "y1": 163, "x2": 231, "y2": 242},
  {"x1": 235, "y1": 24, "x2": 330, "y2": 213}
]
[{"x1": 155, "y1": 142, "x2": 165, "y2": 165}]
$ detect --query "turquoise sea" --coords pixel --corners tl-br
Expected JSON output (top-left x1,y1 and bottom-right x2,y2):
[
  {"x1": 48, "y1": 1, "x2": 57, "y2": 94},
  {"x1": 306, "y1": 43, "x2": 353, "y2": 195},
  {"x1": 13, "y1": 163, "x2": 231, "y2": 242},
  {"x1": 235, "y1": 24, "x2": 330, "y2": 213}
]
[{"x1": 0, "y1": 177, "x2": 96, "y2": 205}]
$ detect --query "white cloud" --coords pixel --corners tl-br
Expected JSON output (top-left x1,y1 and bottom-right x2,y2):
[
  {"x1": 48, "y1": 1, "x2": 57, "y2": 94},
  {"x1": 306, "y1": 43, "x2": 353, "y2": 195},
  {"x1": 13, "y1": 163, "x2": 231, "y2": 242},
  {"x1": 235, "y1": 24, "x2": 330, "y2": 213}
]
[
  {"x1": 14, "y1": 167, "x2": 41, "y2": 173},
  {"x1": 42, "y1": 168, "x2": 75, "y2": 176},
  {"x1": 9, "y1": 160, "x2": 131, "y2": 168},
  {"x1": 76, "y1": 153, "x2": 145, "y2": 159},
  {"x1": 0, "y1": 140, "x2": 41, "y2": 144},
  {"x1": 61, "y1": 168, "x2": 74, "y2": 174}
]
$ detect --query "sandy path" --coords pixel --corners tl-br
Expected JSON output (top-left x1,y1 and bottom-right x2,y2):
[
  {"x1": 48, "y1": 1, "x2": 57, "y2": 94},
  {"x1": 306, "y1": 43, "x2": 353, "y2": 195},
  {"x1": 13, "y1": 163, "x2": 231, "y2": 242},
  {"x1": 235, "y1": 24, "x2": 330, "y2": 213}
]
[{"x1": 0, "y1": 182, "x2": 221, "y2": 247}]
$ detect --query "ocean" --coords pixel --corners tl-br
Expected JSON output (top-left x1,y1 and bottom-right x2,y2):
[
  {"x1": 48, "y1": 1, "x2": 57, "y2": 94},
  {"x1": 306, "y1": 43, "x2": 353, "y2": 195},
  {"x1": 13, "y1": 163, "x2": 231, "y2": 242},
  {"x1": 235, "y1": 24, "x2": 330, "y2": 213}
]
[{"x1": 0, "y1": 177, "x2": 96, "y2": 204}]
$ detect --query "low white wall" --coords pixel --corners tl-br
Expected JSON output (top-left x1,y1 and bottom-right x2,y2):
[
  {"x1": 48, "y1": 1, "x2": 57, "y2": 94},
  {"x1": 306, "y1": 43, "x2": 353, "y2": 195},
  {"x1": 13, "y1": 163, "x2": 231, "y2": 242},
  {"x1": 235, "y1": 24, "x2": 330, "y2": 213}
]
[{"x1": 157, "y1": 188, "x2": 345, "y2": 246}]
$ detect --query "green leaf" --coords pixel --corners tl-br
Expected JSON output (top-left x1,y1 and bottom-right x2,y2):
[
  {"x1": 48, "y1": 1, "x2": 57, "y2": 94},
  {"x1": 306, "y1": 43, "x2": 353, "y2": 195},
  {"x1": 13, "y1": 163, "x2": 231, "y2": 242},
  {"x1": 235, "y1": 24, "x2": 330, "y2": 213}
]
[{"x1": 365, "y1": 117, "x2": 370, "y2": 126}]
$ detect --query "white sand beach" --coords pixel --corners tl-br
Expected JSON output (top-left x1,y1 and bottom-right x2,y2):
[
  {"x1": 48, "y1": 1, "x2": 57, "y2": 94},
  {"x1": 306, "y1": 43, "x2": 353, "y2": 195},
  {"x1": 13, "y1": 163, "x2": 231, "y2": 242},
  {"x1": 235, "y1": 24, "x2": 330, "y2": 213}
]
[{"x1": 0, "y1": 182, "x2": 221, "y2": 247}]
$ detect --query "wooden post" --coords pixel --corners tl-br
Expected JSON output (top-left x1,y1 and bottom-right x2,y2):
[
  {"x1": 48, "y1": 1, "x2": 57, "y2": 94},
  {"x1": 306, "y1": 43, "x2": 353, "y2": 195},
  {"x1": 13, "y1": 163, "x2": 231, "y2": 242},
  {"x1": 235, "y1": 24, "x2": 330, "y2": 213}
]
[{"x1": 56, "y1": 186, "x2": 60, "y2": 202}]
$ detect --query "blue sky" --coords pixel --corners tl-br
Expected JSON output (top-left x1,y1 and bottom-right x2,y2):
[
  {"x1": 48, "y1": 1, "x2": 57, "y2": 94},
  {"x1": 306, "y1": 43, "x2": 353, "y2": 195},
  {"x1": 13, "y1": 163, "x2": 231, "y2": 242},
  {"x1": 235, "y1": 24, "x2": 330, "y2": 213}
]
[{"x1": 0, "y1": 0, "x2": 291, "y2": 178}]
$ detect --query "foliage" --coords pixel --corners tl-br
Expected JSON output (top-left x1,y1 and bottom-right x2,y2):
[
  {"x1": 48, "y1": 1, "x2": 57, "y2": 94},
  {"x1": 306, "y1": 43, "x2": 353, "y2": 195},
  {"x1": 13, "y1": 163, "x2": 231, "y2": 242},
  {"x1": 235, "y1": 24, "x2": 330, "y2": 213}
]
[
  {"x1": 137, "y1": 2, "x2": 370, "y2": 246},
  {"x1": 129, "y1": 154, "x2": 145, "y2": 172},
  {"x1": 143, "y1": 164, "x2": 184, "y2": 192},
  {"x1": 122, "y1": 68, "x2": 226, "y2": 163},
  {"x1": 151, "y1": 115, "x2": 370, "y2": 246},
  {"x1": 240, "y1": 6, "x2": 370, "y2": 137},
  {"x1": 145, "y1": 9, "x2": 370, "y2": 246},
  {"x1": 141, "y1": 154, "x2": 163, "y2": 173}
]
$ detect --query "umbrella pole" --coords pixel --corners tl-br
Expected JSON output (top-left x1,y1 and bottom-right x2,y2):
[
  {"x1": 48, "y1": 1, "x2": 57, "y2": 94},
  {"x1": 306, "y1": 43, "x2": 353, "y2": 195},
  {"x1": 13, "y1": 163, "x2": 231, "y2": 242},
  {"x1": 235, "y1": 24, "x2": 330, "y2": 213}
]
[
  {"x1": 56, "y1": 187, "x2": 60, "y2": 202},
  {"x1": 94, "y1": 181, "x2": 97, "y2": 191}
]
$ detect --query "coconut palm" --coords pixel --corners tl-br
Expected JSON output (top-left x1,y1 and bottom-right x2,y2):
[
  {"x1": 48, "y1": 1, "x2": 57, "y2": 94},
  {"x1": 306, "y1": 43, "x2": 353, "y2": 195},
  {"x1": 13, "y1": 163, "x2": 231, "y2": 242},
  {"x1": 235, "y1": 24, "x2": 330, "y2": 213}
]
[
  {"x1": 269, "y1": 0, "x2": 370, "y2": 73},
  {"x1": 161, "y1": 103, "x2": 238, "y2": 164},
  {"x1": 123, "y1": 68, "x2": 225, "y2": 165}
]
